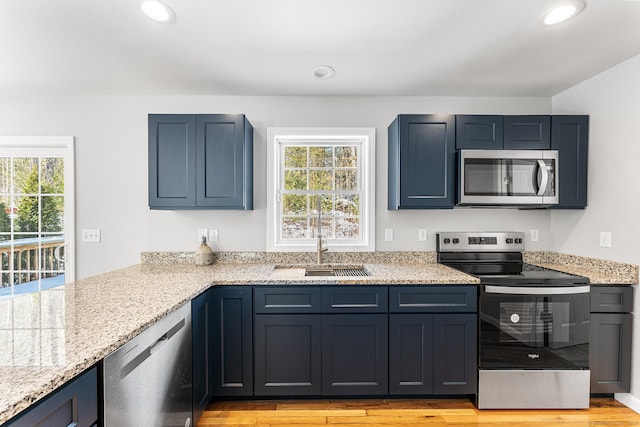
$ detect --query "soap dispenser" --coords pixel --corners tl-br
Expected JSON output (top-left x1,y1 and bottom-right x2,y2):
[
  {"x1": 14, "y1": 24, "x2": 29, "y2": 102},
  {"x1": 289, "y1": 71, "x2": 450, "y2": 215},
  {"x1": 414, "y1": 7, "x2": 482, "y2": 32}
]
[{"x1": 195, "y1": 235, "x2": 214, "y2": 266}]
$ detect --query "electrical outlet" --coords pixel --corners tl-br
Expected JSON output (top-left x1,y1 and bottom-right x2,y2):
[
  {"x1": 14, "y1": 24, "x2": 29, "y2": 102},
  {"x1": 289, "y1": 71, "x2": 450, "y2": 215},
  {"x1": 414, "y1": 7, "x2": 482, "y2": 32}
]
[
  {"x1": 81, "y1": 229, "x2": 101, "y2": 243},
  {"x1": 418, "y1": 229, "x2": 428, "y2": 241},
  {"x1": 210, "y1": 229, "x2": 219, "y2": 242},
  {"x1": 530, "y1": 229, "x2": 539, "y2": 242},
  {"x1": 600, "y1": 231, "x2": 612, "y2": 248},
  {"x1": 384, "y1": 229, "x2": 394, "y2": 242},
  {"x1": 198, "y1": 228, "x2": 208, "y2": 242}
]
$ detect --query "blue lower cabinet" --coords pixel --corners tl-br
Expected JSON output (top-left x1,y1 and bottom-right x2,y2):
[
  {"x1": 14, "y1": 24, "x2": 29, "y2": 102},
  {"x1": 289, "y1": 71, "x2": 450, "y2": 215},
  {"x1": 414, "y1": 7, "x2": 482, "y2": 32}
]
[
  {"x1": 254, "y1": 314, "x2": 322, "y2": 396},
  {"x1": 192, "y1": 289, "x2": 213, "y2": 424},
  {"x1": 5, "y1": 367, "x2": 98, "y2": 427},
  {"x1": 211, "y1": 286, "x2": 253, "y2": 397},
  {"x1": 321, "y1": 314, "x2": 389, "y2": 396},
  {"x1": 433, "y1": 313, "x2": 477, "y2": 394},
  {"x1": 389, "y1": 314, "x2": 435, "y2": 395}
]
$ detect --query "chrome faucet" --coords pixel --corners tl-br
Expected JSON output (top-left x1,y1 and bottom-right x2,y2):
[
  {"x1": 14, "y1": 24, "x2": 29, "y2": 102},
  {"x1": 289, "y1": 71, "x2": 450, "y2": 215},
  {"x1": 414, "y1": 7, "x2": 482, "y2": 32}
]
[{"x1": 316, "y1": 198, "x2": 328, "y2": 265}]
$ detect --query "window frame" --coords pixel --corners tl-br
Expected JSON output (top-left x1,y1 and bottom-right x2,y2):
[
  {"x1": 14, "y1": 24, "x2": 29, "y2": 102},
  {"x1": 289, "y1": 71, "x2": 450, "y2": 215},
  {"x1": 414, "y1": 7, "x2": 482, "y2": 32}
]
[{"x1": 267, "y1": 128, "x2": 375, "y2": 252}]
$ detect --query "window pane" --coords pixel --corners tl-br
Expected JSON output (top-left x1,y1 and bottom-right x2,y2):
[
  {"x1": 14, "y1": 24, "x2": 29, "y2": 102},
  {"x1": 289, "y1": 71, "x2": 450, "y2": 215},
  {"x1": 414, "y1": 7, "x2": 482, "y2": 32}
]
[
  {"x1": 0, "y1": 194, "x2": 10, "y2": 234},
  {"x1": 284, "y1": 146, "x2": 307, "y2": 168},
  {"x1": 0, "y1": 158, "x2": 9, "y2": 194},
  {"x1": 309, "y1": 170, "x2": 332, "y2": 190},
  {"x1": 335, "y1": 169, "x2": 357, "y2": 191},
  {"x1": 310, "y1": 217, "x2": 333, "y2": 239},
  {"x1": 282, "y1": 217, "x2": 308, "y2": 239},
  {"x1": 309, "y1": 147, "x2": 332, "y2": 167},
  {"x1": 40, "y1": 158, "x2": 64, "y2": 194},
  {"x1": 335, "y1": 194, "x2": 359, "y2": 216},
  {"x1": 335, "y1": 146, "x2": 358, "y2": 167},
  {"x1": 14, "y1": 196, "x2": 39, "y2": 233},
  {"x1": 40, "y1": 196, "x2": 64, "y2": 232},
  {"x1": 284, "y1": 170, "x2": 307, "y2": 190},
  {"x1": 14, "y1": 158, "x2": 39, "y2": 195},
  {"x1": 282, "y1": 194, "x2": 308, "y2": 215},
  {"x1": 13, "y1": 234, "x2": 38, "y2": 271},
  {"x1": 336, "y1": 217, "x2": 359, "y2": 238},
  {"x1": 311, "y1": 194, "x2": 332, "y2": 214}
]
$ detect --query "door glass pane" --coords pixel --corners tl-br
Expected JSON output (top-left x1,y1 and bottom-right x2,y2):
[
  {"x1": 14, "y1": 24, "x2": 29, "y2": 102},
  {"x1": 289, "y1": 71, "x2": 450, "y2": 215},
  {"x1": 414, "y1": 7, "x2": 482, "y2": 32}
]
[
  {"x1": 0, "y1": 156, "x2": 66, "y2": 299},
  {"x1": 464, "y1": 159, "x2": 507, "y2": 196}
]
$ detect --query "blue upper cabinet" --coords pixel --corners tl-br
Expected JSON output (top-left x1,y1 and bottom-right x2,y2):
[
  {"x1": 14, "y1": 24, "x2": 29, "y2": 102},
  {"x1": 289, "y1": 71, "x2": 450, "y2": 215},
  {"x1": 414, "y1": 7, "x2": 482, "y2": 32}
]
[
  {"x1": 457, "y1": 115, "x2": 551, "y2": 149},
  {"x1": 550, "y1": 115, "x2": 589, "y2": 209},
  {"x1": 504, "y1": 115, "x2": 551, "y2": 149},
  {"x1": 455, "y1": 115, "x2": 503, "y2": 149},
  {"x1": 388, "y1": 115, "x2": 456, "y2": 209},
  {"x1": 149, "y1": 114, "x2": 253, "y2": 210}
]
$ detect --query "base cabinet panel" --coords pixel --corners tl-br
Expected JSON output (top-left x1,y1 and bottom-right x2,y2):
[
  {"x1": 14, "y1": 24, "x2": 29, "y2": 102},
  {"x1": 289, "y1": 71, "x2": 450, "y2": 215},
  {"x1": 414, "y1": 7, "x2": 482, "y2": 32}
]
[
  {"x1": 433, "y1": 313, "x2": 477, "y2": 394},
  {"x1": 590, "y1": 313, "x2": 632, "y2": 393},
  {"x1": 212, "y1": 287, "x2": 253, "y2": 397},
  {"x1": 192, "y1": 289, "x2": 213, "y2": 424},
  {"x1": 6, "y1": 367, "x2": 98, "y2": 427},
  {"x1": 254, "y1": 314, "x2": 322, "y2": 396},
  {"x1": 389, "y1": 314, "x2": 434, "y2": 395},
  {"x1": 322, "y1": 314, "x2": 388, "y2": 396}
]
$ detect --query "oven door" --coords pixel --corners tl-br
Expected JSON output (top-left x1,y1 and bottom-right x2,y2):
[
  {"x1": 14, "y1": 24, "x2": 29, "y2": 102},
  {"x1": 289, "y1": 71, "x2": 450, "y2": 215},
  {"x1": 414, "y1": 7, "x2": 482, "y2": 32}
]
[{"x1": 479, "y1": 285, "x2": 590, "y2": 370}]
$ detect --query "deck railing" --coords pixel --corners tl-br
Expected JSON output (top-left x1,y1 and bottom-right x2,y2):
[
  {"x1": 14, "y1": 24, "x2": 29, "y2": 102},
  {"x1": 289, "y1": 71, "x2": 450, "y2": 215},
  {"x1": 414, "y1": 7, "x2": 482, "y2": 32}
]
[{"x1": 0, "y1": 236, "x2": 65, "y2": 287}]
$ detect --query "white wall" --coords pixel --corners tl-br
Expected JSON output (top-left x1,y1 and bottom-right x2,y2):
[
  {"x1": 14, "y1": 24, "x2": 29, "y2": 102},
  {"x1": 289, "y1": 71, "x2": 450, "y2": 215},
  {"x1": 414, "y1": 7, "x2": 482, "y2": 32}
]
[
  {"x1": 0, "y1": 95, "x2": 552, "y2": 279},
  {"x1": 552, "y1": 53, "x2": 640, "y2": 408}
]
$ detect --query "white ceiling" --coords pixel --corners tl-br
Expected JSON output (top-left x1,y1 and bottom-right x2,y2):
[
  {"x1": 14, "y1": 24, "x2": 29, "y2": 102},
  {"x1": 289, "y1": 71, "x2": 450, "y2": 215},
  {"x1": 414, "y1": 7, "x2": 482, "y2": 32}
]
[{"x1": 2, "y1": 0, "x2": 640, "y2": 97}]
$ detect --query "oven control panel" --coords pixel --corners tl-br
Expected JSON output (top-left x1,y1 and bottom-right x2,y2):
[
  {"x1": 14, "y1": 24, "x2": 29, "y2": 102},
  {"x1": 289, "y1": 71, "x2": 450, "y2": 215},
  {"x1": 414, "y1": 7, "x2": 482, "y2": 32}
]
[{"x1": 436, "y1": 232, "x2": 525, "y2": 252}]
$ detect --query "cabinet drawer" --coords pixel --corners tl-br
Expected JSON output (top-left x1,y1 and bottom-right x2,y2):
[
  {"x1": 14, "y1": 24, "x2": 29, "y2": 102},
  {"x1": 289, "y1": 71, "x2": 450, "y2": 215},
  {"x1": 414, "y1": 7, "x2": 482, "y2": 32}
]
[
  {"x1": 254, "y1": 287, "x2": 322, "y2": 314},
  {"x1": 390, "y1": 286, "x2": 477, "y2": 313},
  {"x1": 322, "y1": 287, "x2": 388, "y2": 313},
  {"x1": 591, "y1": 286, "x2": 633, "y2": 313}
]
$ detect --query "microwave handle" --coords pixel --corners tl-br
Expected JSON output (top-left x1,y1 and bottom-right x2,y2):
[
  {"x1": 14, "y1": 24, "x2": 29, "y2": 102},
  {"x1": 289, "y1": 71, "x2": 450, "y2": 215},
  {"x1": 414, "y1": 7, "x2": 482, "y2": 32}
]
[{"x1": 536, "y1": 160, "x2": 549, "y2": 196}]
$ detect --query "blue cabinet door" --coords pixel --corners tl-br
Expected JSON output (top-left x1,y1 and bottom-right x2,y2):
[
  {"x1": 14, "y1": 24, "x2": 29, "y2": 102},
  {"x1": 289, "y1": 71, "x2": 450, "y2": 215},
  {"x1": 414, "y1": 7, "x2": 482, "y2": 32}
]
[
  {"x1": 254, "y1": 314, "x2": 322, "y2": 396},
  {"x1": 388, "y1": 114, "x2": 456, "y2": 209},
  {"x1": 6, "y1": 367, "x2": 98, "y2": 427},
  {"x1": 196, "y1": 114, "x2": 253, "y2": 209},
  {"x1": 456, "y1": 115, "x2": 503, "y2": 149},
  {"x1": 550, "y1": 115, "x2": 589, "y2": 209},
  {"x1": 389, "y1": 314, "x2": 434, "y2": 395},
  {"x1": 192, "y1": 289, "x2": 213, "y2": 424},
  {"x1": 433, "y1": 313, "x2": 477, "y2": 394},
  {"x1": 321, "y1": 314, "x2": 388, "y2": 396},
  {"x1": 212, "y1": 287, "x2": 253, "y2": 397},
  {"x1": 148, "y1": 114, "x2": 197, "y2": 208},
  {"x1": 504, "y1": 115, "x2": 551, "y2": 149}
]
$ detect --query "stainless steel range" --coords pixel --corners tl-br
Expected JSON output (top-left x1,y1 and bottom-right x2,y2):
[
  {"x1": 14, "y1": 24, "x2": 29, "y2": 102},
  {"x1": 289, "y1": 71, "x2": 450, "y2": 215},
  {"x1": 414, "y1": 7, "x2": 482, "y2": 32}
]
[{"x1": 437, "y1": 232, "x2": 591, "y2": 409}]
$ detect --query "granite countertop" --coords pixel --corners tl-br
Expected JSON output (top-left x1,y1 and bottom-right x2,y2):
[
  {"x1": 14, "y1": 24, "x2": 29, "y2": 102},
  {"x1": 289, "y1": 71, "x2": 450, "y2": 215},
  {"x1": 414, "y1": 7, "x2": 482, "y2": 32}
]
[{"x1": 0, "y1": 250, "x2": 637, "y2": 423}]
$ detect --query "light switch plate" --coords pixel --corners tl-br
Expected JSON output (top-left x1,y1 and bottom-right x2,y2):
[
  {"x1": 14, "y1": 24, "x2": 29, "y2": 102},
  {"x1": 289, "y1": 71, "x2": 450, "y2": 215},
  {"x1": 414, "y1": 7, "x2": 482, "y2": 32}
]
[
  {"x1": 418, "y1": 229, "x2": 428, "y2": 241},
  {"x1": 384, "y1": 229, "x2": 394, "y2": 242}
]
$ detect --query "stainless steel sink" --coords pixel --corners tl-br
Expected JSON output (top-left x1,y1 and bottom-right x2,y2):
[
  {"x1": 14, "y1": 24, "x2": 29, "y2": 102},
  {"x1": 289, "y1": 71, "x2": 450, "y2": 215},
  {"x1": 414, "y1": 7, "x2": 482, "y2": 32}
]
[
  {"x1": 304, "y1": 267, "x2": 369, "y2": 277},
  {"x1": 271, "y1": 265, "x2": 369, "y2": 278}
]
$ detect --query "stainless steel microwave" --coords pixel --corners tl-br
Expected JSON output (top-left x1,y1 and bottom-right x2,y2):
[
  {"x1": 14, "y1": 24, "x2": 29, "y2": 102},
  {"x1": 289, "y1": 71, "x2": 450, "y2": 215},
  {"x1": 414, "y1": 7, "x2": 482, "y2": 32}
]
[{"x1": 458, "y1": 149, "x2": 559, "y2": 206}]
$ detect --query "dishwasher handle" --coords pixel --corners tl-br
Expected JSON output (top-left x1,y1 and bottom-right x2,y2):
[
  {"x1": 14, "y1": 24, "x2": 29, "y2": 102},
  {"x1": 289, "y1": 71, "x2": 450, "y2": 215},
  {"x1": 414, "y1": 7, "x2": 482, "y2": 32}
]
[{"x1": 120, "y1": 317, "x2": 186, "y2": 380}]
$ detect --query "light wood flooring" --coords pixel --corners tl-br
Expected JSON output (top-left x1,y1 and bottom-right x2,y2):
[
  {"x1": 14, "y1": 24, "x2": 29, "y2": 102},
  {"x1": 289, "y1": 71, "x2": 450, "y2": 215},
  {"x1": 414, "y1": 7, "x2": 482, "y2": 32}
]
[{"x1": 198, "y1": 398, "x2": 640, "y2": 426}]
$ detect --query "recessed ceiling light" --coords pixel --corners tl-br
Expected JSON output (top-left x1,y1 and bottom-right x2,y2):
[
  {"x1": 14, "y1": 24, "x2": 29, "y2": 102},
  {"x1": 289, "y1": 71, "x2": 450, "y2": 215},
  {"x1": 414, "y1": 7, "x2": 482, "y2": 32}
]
[
  {"x1": 140, "y1": 0, "x2": 176, "y2": 24},
  {"x1": 312, "y1": 65, "x2": 336, "y2": 80},
  {"x1": 542, "y1": 1, "x2": 585, "y2": 26}
]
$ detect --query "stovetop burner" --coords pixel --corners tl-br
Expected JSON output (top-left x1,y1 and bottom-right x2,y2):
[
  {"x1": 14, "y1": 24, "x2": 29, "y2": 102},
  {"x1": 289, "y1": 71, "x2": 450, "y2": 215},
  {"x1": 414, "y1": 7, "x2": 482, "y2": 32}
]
[{"x1": 436, "y1": 231, "x2": 589, "y2": 286}]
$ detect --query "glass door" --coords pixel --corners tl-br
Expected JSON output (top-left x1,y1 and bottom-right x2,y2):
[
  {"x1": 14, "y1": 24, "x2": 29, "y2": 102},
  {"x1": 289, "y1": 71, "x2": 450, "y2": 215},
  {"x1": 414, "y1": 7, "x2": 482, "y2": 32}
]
[{"x1": 0, "y1": 137, "x2": 75, "y2": 297}]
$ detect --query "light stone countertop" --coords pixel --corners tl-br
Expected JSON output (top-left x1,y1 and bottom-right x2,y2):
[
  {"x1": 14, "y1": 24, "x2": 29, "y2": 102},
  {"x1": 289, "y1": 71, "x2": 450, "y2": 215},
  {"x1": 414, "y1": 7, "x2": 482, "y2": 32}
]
[{"x1": 1, "y1": 251, "x2": 637, "y2": 423}]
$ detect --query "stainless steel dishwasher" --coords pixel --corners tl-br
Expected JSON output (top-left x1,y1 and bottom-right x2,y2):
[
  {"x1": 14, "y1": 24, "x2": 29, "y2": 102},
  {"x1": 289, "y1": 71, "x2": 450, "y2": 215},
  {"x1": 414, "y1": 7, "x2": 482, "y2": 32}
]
[{"x1": 104, "y1": 303, "x2": 192, "y2": 427}]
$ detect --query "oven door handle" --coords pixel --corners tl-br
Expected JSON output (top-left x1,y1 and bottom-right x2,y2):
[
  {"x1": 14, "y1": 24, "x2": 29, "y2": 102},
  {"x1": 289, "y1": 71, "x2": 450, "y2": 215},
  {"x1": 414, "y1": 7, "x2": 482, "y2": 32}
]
[{"x1": 484, "y1": 285, "x2": 590, "y2": 295}]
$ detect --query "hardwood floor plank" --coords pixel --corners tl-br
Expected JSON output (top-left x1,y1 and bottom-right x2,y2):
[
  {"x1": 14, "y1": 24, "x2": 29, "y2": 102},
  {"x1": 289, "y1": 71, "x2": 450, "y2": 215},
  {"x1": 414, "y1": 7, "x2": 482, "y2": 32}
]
[{"x1": 200, "y1": 398, "x2": 640, "y2": 427}]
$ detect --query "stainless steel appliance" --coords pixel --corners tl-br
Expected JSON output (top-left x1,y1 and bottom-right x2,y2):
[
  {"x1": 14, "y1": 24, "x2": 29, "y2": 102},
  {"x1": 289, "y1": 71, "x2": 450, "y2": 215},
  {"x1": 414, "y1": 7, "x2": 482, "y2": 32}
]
[
  {"x1": 104, "y1": 303, "x2": 192, "y2": 427},
  {"x1": 458, "y1": 150, "x2": 559, "y2": 206},
  {"x1": 437, "y1": 232, "x2": 590, "y2": 409}
]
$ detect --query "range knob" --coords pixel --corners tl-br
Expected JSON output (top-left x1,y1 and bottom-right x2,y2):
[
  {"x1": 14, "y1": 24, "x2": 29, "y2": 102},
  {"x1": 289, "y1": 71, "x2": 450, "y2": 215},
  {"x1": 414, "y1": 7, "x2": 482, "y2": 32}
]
[
  {"x1": 506, "y1": 238, "x2": 514, "y2": 244},
  {"x1": 452, "y1": 238, "x2": 460, "y2": 244},
  {"x1": 443, "y1": 238, "x2": 451, "y2": 244},
  {"x1": 515, "y1": 238, "x2": 523, "y2": 244}
]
